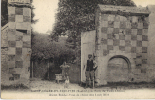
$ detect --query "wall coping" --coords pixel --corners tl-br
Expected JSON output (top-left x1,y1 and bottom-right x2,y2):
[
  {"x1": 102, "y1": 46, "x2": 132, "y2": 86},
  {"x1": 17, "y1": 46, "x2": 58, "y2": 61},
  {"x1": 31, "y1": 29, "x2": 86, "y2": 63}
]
[{"x1": 98, "y1": 4, "x2": 150, "y2": 15}]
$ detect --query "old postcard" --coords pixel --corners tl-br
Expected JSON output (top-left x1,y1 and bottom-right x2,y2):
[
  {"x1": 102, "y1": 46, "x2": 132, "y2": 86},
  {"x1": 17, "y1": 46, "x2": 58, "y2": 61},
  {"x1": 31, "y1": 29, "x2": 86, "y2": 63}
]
[{"x1": 1, "y1": 0, "x2": 155, "y2": 99}]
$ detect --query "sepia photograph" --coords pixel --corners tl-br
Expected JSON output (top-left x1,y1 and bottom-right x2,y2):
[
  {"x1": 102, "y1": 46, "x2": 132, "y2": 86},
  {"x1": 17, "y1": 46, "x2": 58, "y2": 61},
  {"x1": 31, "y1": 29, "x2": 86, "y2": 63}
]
[{"x1": 1, "y1": 0, "x2": 155, "y2": 99}]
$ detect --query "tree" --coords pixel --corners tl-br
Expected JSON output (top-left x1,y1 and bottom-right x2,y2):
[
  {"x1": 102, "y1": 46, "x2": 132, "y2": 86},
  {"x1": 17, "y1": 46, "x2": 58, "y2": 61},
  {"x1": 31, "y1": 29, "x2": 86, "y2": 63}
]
[
  {"x1": 31, "y1": 32, "x2": 75, "y2": 63},
  {"x1": 52, "y1": 0, "x2": 136, "y2": 65}
]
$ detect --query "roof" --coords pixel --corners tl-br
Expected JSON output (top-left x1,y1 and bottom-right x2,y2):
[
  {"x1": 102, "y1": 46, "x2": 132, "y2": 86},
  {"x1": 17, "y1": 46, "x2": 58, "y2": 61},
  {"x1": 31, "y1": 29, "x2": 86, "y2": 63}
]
[{"x1": 98, "y1": 4, "x2": 150, "y2": 15}]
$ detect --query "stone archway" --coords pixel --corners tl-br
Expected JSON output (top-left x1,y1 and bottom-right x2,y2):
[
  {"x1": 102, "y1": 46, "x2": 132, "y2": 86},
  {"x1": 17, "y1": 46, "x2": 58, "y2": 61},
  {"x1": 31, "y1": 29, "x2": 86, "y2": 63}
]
[{"x1": 107, "y1": 55, "x2": 131, "y2": 82}]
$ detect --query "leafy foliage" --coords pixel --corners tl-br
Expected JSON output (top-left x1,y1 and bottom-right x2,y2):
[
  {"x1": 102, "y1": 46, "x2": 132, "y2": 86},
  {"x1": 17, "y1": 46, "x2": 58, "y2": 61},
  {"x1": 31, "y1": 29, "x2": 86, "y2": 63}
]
[
  {"x1": 31, "y1": 32, "x2": 75, "y2": 63},
  {"x1": 52, "y1": 0, "x2": 136, "y2": 65},
  {"x1": 1, "y1": 0, "x2": 8, "y2": 26}
]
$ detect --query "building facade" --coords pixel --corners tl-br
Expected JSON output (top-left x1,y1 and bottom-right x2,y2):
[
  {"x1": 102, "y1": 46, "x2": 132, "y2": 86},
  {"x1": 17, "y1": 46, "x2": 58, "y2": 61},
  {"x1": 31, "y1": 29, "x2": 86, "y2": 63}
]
[
  {"x1": 81, "y1": 5, "x2": 155, "y2": 85},
  {"x1": 1, "y1": 0, "x2": 31, "y2": 86}
]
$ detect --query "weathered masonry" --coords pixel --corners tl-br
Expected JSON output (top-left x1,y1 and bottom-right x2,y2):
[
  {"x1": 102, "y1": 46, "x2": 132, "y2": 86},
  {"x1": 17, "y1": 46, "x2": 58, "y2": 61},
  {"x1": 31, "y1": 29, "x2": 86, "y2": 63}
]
[
  {"x1": 81, "y1": 5, "x2": 155, "y2": 85},
  {"x1": 1, "y1": 0, "x2": 31, "y2": 86}
]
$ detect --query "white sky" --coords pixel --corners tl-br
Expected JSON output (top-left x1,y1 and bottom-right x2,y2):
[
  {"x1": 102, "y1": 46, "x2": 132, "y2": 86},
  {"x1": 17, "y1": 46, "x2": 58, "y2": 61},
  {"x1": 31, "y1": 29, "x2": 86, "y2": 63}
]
[{"x1": 32, "y1": 0, "x2": 155, "y2": 34}]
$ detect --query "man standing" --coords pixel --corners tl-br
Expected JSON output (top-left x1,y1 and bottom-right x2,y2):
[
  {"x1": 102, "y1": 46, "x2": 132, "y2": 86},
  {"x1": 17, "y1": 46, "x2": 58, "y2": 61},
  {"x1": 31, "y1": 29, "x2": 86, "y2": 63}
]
[{"x1": 84, "y1": 54, "x2": 97, "y2": 88}]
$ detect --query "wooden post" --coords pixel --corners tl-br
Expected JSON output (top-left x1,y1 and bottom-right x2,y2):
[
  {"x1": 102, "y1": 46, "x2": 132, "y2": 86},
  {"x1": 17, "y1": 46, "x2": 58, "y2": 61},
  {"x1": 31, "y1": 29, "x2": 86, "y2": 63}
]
[
  {"x1": 32, "y1": 61, "x2": 33, "y2": 78},
  {"x1": 48, "y1": 59, "x2": 50, "y2": 80}
]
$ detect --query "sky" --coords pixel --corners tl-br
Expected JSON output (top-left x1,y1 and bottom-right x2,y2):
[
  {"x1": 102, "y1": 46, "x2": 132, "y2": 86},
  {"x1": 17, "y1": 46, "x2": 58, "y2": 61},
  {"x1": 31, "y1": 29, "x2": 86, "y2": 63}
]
[{"x1": 32, "y1": 0, "x2": 155, "y2": 34}]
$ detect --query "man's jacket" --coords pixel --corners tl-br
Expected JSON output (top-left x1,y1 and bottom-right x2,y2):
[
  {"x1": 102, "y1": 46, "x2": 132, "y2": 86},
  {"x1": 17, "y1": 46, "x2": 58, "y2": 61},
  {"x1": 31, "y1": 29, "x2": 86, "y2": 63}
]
[{"x1": 86, "y1": 60, "x2": 94, "y2": 71}]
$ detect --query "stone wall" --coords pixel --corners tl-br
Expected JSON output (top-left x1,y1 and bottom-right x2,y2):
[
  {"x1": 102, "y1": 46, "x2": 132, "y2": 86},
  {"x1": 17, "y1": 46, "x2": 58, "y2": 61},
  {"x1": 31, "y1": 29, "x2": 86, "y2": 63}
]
[
  {"x1": 1, "y1": 0, "x2": 31, "y2": 86},
  {"x1": 95, "y1": 5, "x2": 150, "y2": 85},
  {"x1": 147, "y1": 5, "x2": 155, "y2": 82}
]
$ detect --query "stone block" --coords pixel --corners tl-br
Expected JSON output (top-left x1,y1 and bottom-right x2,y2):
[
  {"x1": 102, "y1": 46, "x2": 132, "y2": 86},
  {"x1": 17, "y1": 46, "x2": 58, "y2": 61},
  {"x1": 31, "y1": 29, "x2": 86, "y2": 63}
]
[
  {"x1": 138, "y1": 23, "x2": 143, "y2": 29},
  {"x1": 132, "y1": 16, "x2": 138, "y2": 23},
  {"x1": 131, "y1": 29, "x2": 137, "y2": 35},
  {"x1": 120, "y1": 16, "x2": 127, "y2": 21},
  {"x1": 125, "y1": 47, "x2": 131, "y2": 52},
  {"x1": 103, "y1": 45, "x2": 107, "y2": 50},
  {"x1": 1, "y1": 55, "x2": 8, "y2": 62},
  {"x1": 15, "y1": 7, "x2": 23, "y2": 15},
  {"x1": 8, "y1": 7, "x2": 15, "y2": 15},
  {"x1": 137, "y1": 29, "x2": 142, "y2": 35},
  {"x1": 142, "y1": 29, "x2": 148, "y2": 35},
  {"x1": 8, "y1": 61, "x2": 15, "y2": 68},
  {"x1": 141, "y1": 68, "x2": 147, "y2": 73},
  {"x1": 107, "y1": 34, "x2": 113, "y2": 39},
  {"x1": 15, "y1": 55, "x2": 23, "y2": 61},
  {"x1": 15, "y1": 61, "x2": 23, "y2": 68},
  {"x1": 126, "y1": 22, "x2": 131, "y2": 29},
  {"x1": 115, "y1": 15, "x2": 120, "y2": 21},
  {"x1": 137, "y1": 35, "x2": 142, "y2": 41},
  {"x1": 136, "y1": 47, "x2": 142, "y2": 53},
  {"x1": 142, "y1": 47, "x2": 147, "y2": 53},
  {"x1": 131, "y1": 41, "x2": 136, "y2": 47},
  {"x1": 23, "y1": 16, "x2": 31, "y2": 22},
  {"x1": 114, "y1": 22, "x2": 120, "y2": 28},
  {"x1": 108, "y1": 21, "x2": 114, "y2": 28},
  {"x1": 101, "y1": 27, "x2": 107, "y2": 33},
  {"x1": 8, "y1": 55, "x2": 15, "y2": 61},
  {"x1": 16, "y1": 23, "x2": 28, "y2": 30},
  {"x1": 16, "y1": 35, "x2": 23, "y2": 41},
  {"x1": 102, "y1": 21, "x2": 108, "y2": 27},
  {"x1": 1, "y1": 48, "x2": 8, "y2": 55},
  {"x1": 9, "y1": 22, "x2": 16, "y2": 29},
  {"x1": 119, "y1": 46, "x2": 125, "y2": 51},
  {"x1": 103, "y1": 50, "x2": 109, "y2": 56},
  {"x1": 16, "y1": 41, "x2": 23, "y2": 48},
  {"x1": 125, "y1": 35, "x2": 131, "y2": 40},
  {"x1": 120, "y1": 21, "x2": 126, "y2": 29},
  {"x1": 125, "y1": 29, "x2": 131, "y2": 35},
  {"x1": 23, "y1": 35, "x2": 31, "y2": 41},
  {"x1": 107, "y1": 39, "x2": 113, "y2": 45},
  {"x1": 8, "y1": 34, "x2": 16, "y2": 41},
  {"x1": 15, "y1": 15, "x2": 23, "y2": 22},
  {"x1": 8, "y1": 14, "x2": 15, "y2": 22},
  {"x1": 113, "y1": 39, "x2": 120, "y2": 46},
  {"x1": 8, "y1": 41, "x2": 16, "y2": 47},
  {"x1": 142, "y1": 41, "x2": 148, "y2": 47},
  {"x1": 137, "y1": 41, "x2": 142, "y2": 47},
  {"x1": 9, "y1": 68, "x2": 15, "y2": 74},
  {"x1": 108, "y1": 15, "x2": 115, "y2": 21},
  {"x1": 143, "y1": 22, "x2": 149, "y2": 29},
  {"x1": 16, "y1": 48, "x2": 22, "y2": 55},
  {"x1": 131, "y1": 35, "x2": 137, "y2": 40},
  {"x1": 23, "y1": 8, "x2": 31, "y2": 16},
  {"x1": 142, "y1": 53, "x2": 147, "y2": 59},
  {"x1": 119, "y1": 35, "x2": 125, "y2": 40},
  {"x1": 107, "y1": 45, "x2": 113, "y2": 50},
  {"x1": 120, "y1": 40, "x2": 125, "y2": 46},
  {"x1": 131, "y1": 22, "x2": 138, "y2": 29},
  {"x1": 1, "y1": 61, "x2": 8, "y2": 71},
  {"x1": 107, "y1": 28, "x2": 113, "y2": 34},
  {"x1": 8, "y1": 47, "x2": 15, "y2": 55},
  {"x1": 113, "y1": 28, "x2": 119, "y2": 34},
  {"x1": 131, "y1": 47, "x2": 136, "y2": 53},
  {"x1": 115, "y1": 34, "x2": 119, "y2": 39}
]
